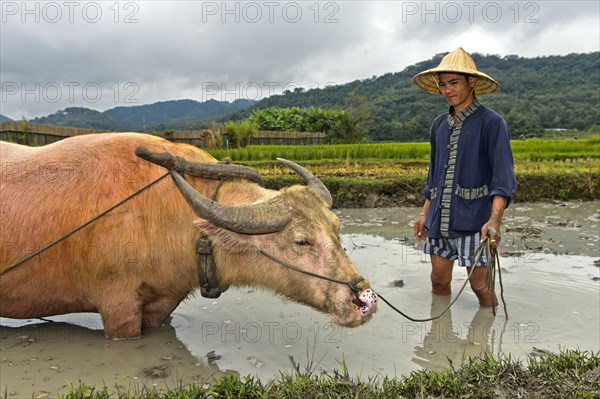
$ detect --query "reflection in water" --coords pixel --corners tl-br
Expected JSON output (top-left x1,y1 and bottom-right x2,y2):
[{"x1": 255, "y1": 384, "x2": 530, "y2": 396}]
[
  {"x1": 0, "y1": 318, "x2": 226, "y2": 397},
  {"x1": 413, "y1": 295, "x2": 501, "y2": 370}
]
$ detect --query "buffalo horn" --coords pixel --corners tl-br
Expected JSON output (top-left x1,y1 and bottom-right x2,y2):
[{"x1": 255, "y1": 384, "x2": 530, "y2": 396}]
[
  {"x1": 135, "y1": 147, "x2": 265, "y2": 186},
  {"x1": 276, "y1": 158, "x2": 333, "y2": 208},
  {"x1": 170, "y1": 171, "x2": 291, "y2": 235}
]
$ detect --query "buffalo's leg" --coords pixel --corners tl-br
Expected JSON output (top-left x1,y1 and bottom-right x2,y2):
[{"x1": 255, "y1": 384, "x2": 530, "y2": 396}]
[
  {"x1": 142, "y1": 297, "x2": 183, "y2": 328},
  {"x1": 96, "y1": 293, "x2": 143, "y2": 339}
]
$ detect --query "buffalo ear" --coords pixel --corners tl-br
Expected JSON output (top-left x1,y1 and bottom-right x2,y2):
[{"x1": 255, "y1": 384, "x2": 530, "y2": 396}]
[{"x1": 193, "y1": 220, "x2": 255, "y2": 252}]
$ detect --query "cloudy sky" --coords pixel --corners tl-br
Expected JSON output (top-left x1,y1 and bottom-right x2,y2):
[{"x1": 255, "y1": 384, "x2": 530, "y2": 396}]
[{"x1": 1, "y1": 0, "x2": 598, "y2": 119}]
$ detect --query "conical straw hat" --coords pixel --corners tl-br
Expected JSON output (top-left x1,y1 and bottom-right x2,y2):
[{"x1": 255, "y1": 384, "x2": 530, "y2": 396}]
[{"x1": 413, "y1": 47, "x2": 499, "y2": 95}]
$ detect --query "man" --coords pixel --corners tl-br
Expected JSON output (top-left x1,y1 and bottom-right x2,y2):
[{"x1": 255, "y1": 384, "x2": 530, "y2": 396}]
[{"x1": 412, "y1": 48, "x2": 517, "y2": 307}]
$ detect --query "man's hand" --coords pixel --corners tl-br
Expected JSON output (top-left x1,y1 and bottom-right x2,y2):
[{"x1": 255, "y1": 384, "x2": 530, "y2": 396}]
[
  {"x1": 481, "y1": 196, "x2": 508, "y2": 249},
  {"x1": 414, "y1": 214, "x2": 427, "y2": 240},
  {"x1": 481, "y1": 219, "x2": 501, "y2": 249},
  {"x1": 414, "y1": 200, "x2": 430, "y2": 241}
]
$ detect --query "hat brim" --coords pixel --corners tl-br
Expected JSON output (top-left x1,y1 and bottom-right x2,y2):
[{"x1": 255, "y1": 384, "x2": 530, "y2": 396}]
[{"x1": 413, "y1": 67, "x2": 499, "y2": 96}]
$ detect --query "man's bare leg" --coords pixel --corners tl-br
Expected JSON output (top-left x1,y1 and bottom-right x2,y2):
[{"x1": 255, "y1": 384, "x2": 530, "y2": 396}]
[
  {"x1": 430, "y1": 254, "x2": 454, "y2": 295},
  {"x1": 467, "y1": 266, "x2": 498, "y2": 307}
]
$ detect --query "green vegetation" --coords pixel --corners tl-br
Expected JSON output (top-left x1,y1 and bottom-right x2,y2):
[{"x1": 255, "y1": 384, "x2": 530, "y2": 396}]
[
  {"x1": 247, "y1": 92, "x2": 371, "y2": 144},
  {"x1": 224, "y1": 120, "x2": 259, "y2": 148},
  {"x1": 253, "y1": 52, "x2": 599, "y2": 141},
  {"x1": 24, "y1": 53, "x2": 598, "y2": 141},
  {"x1": 206, "y1": 137, "x2": 600, "y2": 207},
  {"x1": 210, "y1": 137, "x2": 600, "y2": 162},
  {"x1": 210, "y1": 142, "x2": 431, "y2": 161},
  {"x1": 511, "y1": 137, "x2": 600, "y2": 161},
  {"x1": 249, "y1": 106, "x2": 340, "y2": 133},
  {"x1": 57, "y1": 349, "x2": 599, "y2": 398}
]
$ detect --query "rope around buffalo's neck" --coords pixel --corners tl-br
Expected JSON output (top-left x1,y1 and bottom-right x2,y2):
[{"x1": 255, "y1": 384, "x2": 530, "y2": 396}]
[
  {"x1": 256, "y1": 236, "x2": 506, "y2": 323},
  {"x1": 376, "y1": 237, "x2": 506, "y2": 322},
  {"x1": 0, "y1": 171, "x2": 172, "y2": 278},
  {"x1": 257, "y1": 248, "x2": 365, "y2": 293}
]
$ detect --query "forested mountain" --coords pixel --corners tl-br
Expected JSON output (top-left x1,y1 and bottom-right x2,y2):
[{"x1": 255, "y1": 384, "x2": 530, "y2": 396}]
[
  {"x1": 29, "y1": 99, "x2": 255, "y2": 132},
  {"x1": 0, "y1": 114, "x2": 13, "y2": 123},
  {"x1": 32, "y1": 107, "x2": 134, "y2": 131},
  {"x1": 246, "y1": 52, "x2": 599, "y2": 141},
  {"x1": 20, "y1": 52, "x2": 599, "y2": 141},
  {"x1": 104, "y1": 99, "x2": 254, "y2": 130}
]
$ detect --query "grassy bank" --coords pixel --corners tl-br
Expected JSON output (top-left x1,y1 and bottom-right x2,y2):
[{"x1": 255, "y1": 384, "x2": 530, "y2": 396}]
[
  {"x1": 207, "y1": 138, "x2": 600, "y2": 207},
  {"x1": 58, "y1": 349, "x2": 599, "y2": 398},
  {"x1": 261, "y1": 172, "x2": 600, "y2": 207}
]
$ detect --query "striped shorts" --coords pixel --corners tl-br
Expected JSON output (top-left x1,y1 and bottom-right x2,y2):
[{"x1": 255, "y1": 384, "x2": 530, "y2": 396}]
[{"x1": 424, "y1": 232, "x2": 487, "y2": 267}]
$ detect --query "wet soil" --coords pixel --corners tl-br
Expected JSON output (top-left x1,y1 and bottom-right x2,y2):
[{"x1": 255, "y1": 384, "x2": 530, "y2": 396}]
[
  {"x1": 0, "y1": 320, "x2": 228, "y2": 397},
  {"x1": 1, "y1": 201, "x2": 598, "y2": 397}
]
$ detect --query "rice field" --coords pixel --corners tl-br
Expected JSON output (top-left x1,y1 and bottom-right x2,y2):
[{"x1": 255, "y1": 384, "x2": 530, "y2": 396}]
[
  {"x1": 208, "y1": 137, "x2": 600, "y2": 178},
  {"x1": 207, "y1": 137, "x2": 599, "y2": 206},
  {"x1": 210, "y1": 137, "x2": 600, "y2": 161}
]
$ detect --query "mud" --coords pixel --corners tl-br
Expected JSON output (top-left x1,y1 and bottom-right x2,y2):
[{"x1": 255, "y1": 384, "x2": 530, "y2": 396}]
[
  {"x1": 1, "y1": 201, "x2": 598, "y2": 397},
  {"x1": 0, "y1": 319, "x2": 228, "y2": 397}
]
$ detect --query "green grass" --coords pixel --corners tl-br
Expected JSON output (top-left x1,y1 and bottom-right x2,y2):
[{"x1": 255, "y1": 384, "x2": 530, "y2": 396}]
[
  {"x1": 211, "y1": 142, "x2": 431, "y2": 162},
  {"x1": 56, "y1": 349, "x2": 599, "y2": 398},
  {"x1": 209, "y1": 137, "x2": 600, "y2": 163},
  {"x1": 205, "y1": 138, "x2": 600, "y2": 206}
]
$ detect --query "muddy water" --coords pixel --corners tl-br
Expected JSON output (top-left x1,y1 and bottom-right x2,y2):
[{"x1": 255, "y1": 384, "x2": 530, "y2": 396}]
[{"x1": 2, "y1": 202, "x2": 599, "y2": 397}]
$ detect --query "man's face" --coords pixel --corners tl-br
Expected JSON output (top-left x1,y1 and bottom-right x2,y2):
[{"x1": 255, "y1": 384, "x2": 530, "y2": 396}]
[{"x1": 438, "y1": 73, "x2": 477, "y2": 113}]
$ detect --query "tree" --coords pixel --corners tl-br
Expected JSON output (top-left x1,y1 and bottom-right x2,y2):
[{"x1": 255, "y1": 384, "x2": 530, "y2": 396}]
[
  {"x1": 326, "y1": 92, "x2": 372, "y2": 144},
  {"x1": 224, "y1": 120, "x2": 258, "y2": 148},
  {"x1": 344, "y1": 91, "x2": 372, "y2": 135},
  {"x1": 19, "y1": 116, "x2": 31, "y2": 145},
  {"x1": 328, "y1": 110, "x2": 366, "y2": 144}
]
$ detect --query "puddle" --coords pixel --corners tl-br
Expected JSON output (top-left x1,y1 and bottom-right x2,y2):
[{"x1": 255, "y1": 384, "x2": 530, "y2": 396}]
[{"x1": 2, "y1": 201, "x2": 599, "y2": 397}]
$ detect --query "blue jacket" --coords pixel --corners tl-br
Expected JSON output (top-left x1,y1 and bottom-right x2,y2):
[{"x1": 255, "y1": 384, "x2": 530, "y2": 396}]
[{"x1": 421, "y1": 101, "x2": 517, "y2": 238}]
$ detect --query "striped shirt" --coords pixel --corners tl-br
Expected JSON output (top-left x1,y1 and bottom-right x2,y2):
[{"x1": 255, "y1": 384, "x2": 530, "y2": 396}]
[{"x1": 438, "y1": 99, "x2": 481, "y2": 236}]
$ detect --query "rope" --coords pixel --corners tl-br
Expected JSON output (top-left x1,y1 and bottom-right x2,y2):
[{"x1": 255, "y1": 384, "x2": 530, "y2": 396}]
[
  {"x1": 377, "y1": 236, "x2": 507, "y2": 322},
  {"x1": 488, "y1": 245, "x2": 508, "y2": 317},
  {"x1": 257, "y1": 249, "x2": 365, "y2": 293},
  {"x1": 0, "y1": 171, "x2": 171, "y2": 278},
  {"x1": 173, "y1": 156, "x2": 186, "y2": 174},
  {"x1": 256, "y1": 235, "x2": 506, "y2": 323}
]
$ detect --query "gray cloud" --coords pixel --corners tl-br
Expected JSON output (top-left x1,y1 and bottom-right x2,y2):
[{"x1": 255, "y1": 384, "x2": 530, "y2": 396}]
[{"x1": 1, "y1": 0, "x2": 598, "y2": 119}]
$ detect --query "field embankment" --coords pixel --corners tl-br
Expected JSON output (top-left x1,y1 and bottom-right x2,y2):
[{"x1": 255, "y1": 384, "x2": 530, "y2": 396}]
[
  {"x1": 59, "y1": 349, "x2": 599, "y2": 398},
  {"x1": 209, "y1": 138, "x2": 600, "y2": 207}
]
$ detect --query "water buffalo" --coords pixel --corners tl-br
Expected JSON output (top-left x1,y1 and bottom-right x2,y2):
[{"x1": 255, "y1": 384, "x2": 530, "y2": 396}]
[{"x1": 0, "y1": 133, "x2": 377, "y2": 339}]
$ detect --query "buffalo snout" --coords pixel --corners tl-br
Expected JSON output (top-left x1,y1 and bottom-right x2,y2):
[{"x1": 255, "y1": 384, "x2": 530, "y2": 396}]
[{"x1": 354, "y1": 288, "x2": 378, "y2": 317}]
